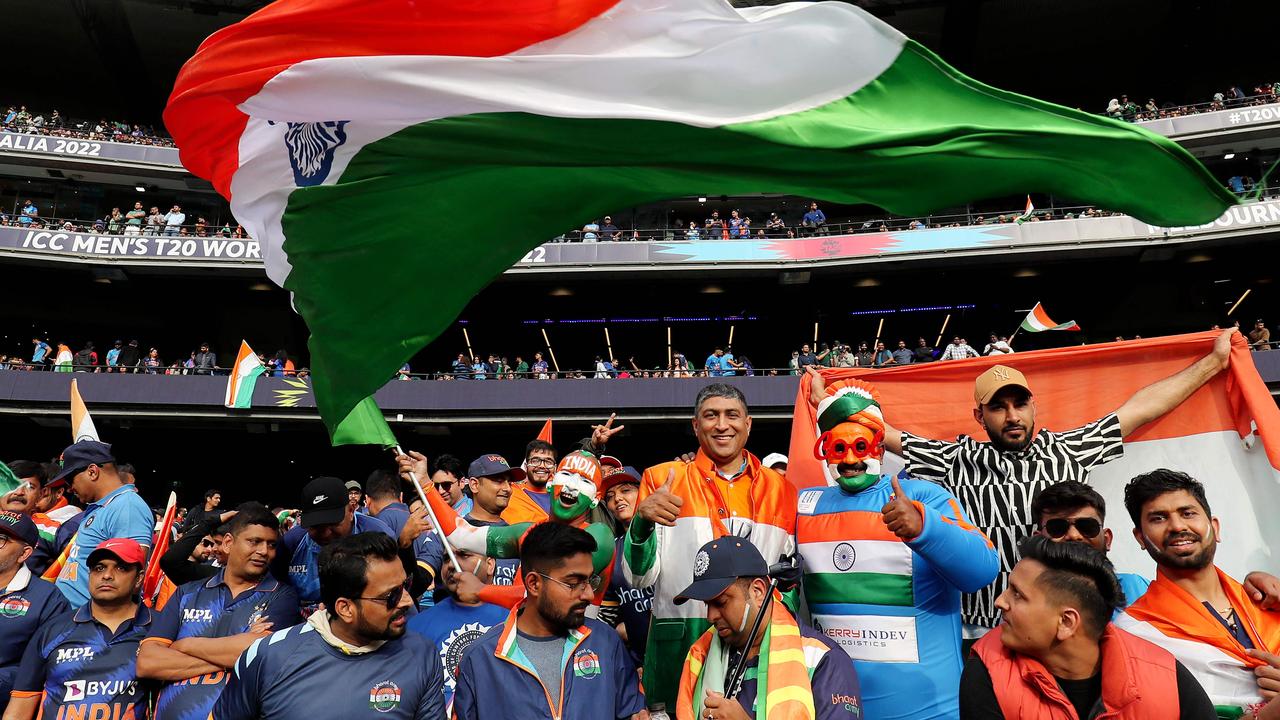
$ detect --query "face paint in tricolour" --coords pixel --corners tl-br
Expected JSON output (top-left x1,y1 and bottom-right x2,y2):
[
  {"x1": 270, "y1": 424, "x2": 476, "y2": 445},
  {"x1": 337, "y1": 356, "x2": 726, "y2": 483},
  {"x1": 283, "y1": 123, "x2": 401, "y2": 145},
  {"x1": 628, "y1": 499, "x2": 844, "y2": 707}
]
[
  {"x1": 548, "y1": 452, "x2": 602, "y2": 522},
  {"x1": 813, "y1": 379, "x2": 886, "y2": 494}
]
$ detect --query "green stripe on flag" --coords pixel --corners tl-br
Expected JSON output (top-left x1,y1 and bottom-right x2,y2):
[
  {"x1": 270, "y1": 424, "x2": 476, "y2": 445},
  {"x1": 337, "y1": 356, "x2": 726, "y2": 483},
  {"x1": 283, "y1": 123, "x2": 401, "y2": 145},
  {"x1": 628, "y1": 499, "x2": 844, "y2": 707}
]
[
  {"x1": 280, "y1": 40, "x2": 1235, "y2": 436},
  {"x1": 232, "y1": 366, "x2": 267, "y2": 409},
  {"x1": 804, "y1": 571, "x2": 914, "y2": 607},
  {"x1": 0, "y1": 461, "x2": 22, "y2": 495},
  {"x1": 331, "y1": 396, "x2": 397, "y2": 448}
]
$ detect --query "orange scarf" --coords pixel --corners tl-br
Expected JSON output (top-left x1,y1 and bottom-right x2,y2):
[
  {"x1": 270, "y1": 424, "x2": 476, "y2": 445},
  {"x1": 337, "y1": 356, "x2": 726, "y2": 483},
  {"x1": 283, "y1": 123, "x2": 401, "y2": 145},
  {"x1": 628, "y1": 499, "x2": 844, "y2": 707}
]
[{"x1": 1125, "y1": 566, "x2": 1280, "y2": 667}]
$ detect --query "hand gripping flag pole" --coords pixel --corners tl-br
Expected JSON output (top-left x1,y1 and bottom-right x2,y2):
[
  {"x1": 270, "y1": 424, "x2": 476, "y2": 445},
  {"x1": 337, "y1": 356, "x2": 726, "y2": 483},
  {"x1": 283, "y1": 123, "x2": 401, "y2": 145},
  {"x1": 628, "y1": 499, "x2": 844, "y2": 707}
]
[{"x1": 392, "y1": 445, "x2": 462, "y2": 573}]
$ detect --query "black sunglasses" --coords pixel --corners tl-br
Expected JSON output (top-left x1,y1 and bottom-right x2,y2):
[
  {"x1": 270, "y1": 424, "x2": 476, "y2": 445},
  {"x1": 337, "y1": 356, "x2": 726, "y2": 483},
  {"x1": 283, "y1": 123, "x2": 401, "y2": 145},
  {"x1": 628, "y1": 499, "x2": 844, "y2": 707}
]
[
  {"x1": 1043, "y1": 517, "x2": 1103, "y2": 539},
  {"x1": 354, "y1": 579, "x2": 412, "y2": 610}
]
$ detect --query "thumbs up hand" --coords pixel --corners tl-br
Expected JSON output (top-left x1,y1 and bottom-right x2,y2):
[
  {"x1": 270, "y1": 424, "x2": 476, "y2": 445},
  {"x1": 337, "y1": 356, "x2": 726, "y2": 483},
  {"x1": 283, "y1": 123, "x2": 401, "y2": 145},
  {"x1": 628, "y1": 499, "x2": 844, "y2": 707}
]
[
  {"x1": 880, "y1": 476, "x2": 923, "y2": 541},
  {"x1": 637, "y1": 468, "x2": 684, "y2": 527}
]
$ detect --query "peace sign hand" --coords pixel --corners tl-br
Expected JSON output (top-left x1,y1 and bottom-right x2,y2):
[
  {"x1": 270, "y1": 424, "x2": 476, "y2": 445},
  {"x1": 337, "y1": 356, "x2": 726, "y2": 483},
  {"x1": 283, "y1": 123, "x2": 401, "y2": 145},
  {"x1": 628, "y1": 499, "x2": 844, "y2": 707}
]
[{"x1": 591, "y1": 413, "x2": 626, "y2": 447}]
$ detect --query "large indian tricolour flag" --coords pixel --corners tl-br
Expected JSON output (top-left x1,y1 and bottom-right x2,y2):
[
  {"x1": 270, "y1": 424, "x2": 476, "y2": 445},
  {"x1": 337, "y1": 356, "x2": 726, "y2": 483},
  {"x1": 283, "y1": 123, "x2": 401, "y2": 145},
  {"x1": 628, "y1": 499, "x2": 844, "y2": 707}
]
[
  {"x1": 787, "y1": 331, "x2": 1280, "y2": 585},
  {"x1": 165, "y1": 0, "x2": 1236, "y2": 439}
]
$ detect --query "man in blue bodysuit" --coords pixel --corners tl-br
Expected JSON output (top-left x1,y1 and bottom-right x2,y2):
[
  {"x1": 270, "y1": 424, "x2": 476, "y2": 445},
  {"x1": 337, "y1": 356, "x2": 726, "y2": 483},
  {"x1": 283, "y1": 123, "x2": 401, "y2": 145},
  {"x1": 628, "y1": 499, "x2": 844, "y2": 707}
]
[{"x1": 796, "y1": 374, "x2": 1000, "y2": 720}]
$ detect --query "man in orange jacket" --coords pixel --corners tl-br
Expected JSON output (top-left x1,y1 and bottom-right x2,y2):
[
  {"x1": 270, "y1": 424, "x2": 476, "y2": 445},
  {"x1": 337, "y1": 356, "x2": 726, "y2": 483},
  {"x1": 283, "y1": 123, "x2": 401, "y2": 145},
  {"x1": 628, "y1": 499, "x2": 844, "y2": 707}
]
[
  {"x1": 960, "y1": 535, "x2": 1216, "y2": 719},
  {"x1": 623, "y1": 383, "x2": 797, "y2": 715}
]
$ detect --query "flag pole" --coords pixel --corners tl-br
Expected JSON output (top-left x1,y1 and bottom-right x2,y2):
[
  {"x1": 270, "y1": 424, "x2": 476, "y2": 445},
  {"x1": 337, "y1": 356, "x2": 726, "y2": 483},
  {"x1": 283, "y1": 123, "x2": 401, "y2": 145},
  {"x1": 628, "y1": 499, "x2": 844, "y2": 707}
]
[
  {"x1": 666, "y1": 326, "x2": 672, "y2": 368},
  {"x1": 1227, "y1": 289, "x2": 1251, "y2": 317},
  {"x1": 728, "y1": 324, "x2": 735, "y2": 347},
  {"x1": 392, "y1": 445, "x2": 462, "y2": 573},
  {"x1": 604, "y1": 327, "x2": 614, "y2": 364},
  {"x1": 462, "y1": 327, "x2": 475, "y2": 362},
  {"x1": 813, "y1": 321, "x2": 819, "y2": 345},
  {"x1": 935, "y1": 314, "x2": 951, "y2": 347},
  {"x1": 873, "y1": 316, "x2": 885, "y2": 349},
  {"x1": 541, "y1": 327, "x2": 560, "y2": 373}
]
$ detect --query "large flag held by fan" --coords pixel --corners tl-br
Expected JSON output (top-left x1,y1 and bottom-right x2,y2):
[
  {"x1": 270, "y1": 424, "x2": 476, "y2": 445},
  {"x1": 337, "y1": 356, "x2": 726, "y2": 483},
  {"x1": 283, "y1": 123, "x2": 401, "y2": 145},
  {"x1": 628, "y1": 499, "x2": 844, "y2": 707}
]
[
  {"x1": 787, "y1": 331, "x2": 1280, "y2": 585},
  {"x1": 165, "y1": 0, "x2": 1234, "y2": 444}
]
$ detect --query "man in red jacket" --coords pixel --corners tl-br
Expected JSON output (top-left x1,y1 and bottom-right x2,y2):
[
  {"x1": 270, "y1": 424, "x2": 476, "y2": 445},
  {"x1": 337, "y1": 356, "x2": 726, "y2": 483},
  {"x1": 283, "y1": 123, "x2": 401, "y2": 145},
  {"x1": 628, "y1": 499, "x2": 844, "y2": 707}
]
[{"x1": 959, "y1": 535, "x2": 1216, "y2": 719}]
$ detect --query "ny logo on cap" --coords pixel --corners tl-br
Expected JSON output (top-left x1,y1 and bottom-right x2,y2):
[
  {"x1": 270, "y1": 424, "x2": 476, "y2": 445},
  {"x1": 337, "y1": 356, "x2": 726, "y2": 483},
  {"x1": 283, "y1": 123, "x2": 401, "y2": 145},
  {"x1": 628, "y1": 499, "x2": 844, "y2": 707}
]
[{"x1": 992, "y1": 367, "x2": 1011, "y2": 381}]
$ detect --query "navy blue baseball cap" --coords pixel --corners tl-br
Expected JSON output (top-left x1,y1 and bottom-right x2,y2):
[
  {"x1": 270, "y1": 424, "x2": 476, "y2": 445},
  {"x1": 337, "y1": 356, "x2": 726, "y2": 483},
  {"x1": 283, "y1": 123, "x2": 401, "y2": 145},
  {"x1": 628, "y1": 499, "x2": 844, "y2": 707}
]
[
  {"x1": 467, "y1": 454, "x2": 526, "y2": 482},
  {"x1": 675, "y1": 538, "x2": 769, "y2": 605},
  {"x1": 50, "y1": 440, "x2": 115, "y2": 486},
  {"x1": 0, "y1": 510, "x2": 38, "y2": 546}
]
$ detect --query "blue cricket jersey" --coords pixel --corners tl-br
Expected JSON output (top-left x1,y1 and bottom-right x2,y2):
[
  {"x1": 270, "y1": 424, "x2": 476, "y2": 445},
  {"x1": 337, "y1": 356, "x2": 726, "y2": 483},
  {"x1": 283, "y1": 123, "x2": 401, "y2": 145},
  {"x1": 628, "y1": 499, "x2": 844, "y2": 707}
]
[
  {"x1": 0, "y1": 567, "x2": 71, "y2": 702},
  {"x1": 406, "y1": 597, "x2": 507, "y2": 712},
  {"x1": 144, "y1": 569, "x2": 300, "y2": 720},
  {"x1": 212, "y1": 621, "x2": 445, "y2": 720},
  {"x1": 281, "y1": 518, "x2": 397, "y2": 614},
  {"x1": 12, "y1": 602, "x2": 154, "y2": 720},
  {"x1": 796, "y1": 476, "x2": 1000, "y2": 720},
  {"x1": 55, "y1": 485, "x2": 155, "y2": 607}
]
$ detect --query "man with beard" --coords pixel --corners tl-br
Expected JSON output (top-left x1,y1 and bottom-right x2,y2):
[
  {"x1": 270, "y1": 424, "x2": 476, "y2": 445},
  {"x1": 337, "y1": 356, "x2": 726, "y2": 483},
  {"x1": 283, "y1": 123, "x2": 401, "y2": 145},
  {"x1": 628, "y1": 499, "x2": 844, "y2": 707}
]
[
  {"x1": 138, "y1": 504, "x2": 299, "y2": 720},
  {"x1": 1115, "y1": 470, "x2": 1280, "y2": 714},
  {"x1": 503, "y1": 440, "x2": 557, "y2": 525},
  {"x1": 796, "y1": 378, "x2": 998, "y2": 720},
  {"x1": 961, "y1": 536, "x2": 1216, "y2": 719},
  {"x1": 452, "y1": 522, "x2": 645, "y2": 720},
  {"x1": 1031, "y1": 481, "x2": 1280, "y2": 614},
  {"x1": 812, "y1": 328, "x2": 1236, "y2": 638},
  {"x1": 0, "y1": 512, "x2": 70, "y2": 711},
  {"x1": 625, "y1": 384, "x2": 797, "y2": 714},
  {"x1": 406, "y1": 547, "x2": 506, "y2": 714},
  {"x1": 212, "y1": 533, "x2": 445, "y2": 720},
  {"x1": 6, "y1": 539, "x2": 154, "y2": 720},
  {"x1": 273, "y1": 477, "x2": 423, "y2": 616}
]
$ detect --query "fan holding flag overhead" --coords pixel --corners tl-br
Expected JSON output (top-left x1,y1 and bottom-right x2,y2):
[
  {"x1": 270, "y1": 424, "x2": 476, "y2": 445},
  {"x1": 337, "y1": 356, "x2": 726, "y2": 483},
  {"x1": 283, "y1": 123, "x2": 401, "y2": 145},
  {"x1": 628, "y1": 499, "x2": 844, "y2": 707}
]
[{"x1": 225, "y1": 340, "x2": 267, "y2": 409}]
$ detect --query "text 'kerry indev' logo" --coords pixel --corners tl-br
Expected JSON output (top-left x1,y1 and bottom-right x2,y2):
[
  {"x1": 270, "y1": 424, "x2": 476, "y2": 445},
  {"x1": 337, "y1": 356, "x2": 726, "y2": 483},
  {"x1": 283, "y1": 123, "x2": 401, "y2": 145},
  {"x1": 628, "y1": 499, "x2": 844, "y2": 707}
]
[{"x1": 275, "y1": 121, "x2": 349, "y2": 187}]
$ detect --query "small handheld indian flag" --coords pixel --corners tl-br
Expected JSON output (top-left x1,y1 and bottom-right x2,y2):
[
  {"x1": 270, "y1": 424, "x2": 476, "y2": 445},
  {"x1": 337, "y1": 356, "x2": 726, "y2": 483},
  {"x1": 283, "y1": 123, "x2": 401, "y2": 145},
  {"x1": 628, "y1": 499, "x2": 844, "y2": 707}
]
[
  {"x1": 225, "y1": 340, "x2": 267, "y2": 408},
  {"x1": 1019, "y1": 195, "x2": 1035, "y2": 220},
  {"x1": 70, "y1": 379, "x2": 100, "y2": 442},
  {"x1": 1020, "y1": 302, "x2": 1081, "y2": 333}
]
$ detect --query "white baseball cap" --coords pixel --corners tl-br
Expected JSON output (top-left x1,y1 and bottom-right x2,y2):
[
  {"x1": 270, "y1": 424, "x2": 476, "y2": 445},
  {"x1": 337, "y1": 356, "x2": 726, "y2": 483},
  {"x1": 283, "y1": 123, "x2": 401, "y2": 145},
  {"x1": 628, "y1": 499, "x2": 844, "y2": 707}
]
[{"x1": 761, "y1": 453, "x2": 789, "y2": 469}]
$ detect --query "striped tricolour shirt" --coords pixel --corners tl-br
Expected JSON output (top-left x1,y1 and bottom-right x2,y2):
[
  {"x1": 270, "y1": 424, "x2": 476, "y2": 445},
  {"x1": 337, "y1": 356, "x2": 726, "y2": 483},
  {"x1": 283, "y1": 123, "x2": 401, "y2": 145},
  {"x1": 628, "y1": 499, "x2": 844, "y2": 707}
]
[{"x1": 901, "y1": 412, "x2": 1124, "y2": 629}]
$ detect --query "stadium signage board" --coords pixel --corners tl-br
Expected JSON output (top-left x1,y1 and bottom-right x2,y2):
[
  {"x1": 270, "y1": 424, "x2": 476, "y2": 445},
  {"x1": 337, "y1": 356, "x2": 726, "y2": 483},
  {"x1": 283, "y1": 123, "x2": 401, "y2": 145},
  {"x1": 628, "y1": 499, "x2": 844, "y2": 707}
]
[
  {"x1": 0, "y1": 131, "x2": 183, "y2": 167},
  {"x1": 1, "y1": 200, "x2": 1277, "y2": 269},
  {"x1": 2, "y1": 227, "x2": 260, "y2": 262}
]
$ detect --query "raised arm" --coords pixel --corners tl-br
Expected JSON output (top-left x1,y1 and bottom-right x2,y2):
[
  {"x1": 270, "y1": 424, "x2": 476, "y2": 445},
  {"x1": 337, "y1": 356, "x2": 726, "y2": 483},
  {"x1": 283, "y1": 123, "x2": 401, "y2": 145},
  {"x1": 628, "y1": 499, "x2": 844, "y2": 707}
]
[
  {"x1": 1115, "y1": 329, "x2": 1233, "y2": 437},
  {"x1": 806, "y1": 367, "x2": 903, "y2": 455}
]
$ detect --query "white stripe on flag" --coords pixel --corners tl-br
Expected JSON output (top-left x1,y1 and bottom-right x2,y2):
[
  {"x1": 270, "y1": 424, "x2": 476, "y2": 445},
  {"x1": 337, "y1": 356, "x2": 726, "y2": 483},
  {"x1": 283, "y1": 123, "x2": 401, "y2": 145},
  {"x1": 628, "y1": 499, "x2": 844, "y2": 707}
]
[{"x1": 800, "y1": 539, "x2": 912, "y2": 576}]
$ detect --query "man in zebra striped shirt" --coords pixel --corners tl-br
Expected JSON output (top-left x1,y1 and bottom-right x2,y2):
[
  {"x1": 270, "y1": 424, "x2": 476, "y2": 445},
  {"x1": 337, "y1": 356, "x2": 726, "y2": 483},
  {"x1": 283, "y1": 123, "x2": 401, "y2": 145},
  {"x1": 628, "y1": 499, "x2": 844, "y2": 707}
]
[{"x1": 808, "y1": 328, "x2": 1236, "y2": 637}]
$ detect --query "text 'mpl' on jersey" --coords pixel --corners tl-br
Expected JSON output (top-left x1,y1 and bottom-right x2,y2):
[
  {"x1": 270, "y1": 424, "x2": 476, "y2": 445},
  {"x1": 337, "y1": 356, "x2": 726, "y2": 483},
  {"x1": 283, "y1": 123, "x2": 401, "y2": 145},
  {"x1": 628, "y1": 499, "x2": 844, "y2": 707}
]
[
  {"x1": 142, "y1": 568, "x2": 301, "y2": 720},
  {"x1": 11, "y1": 602, "x2": 154, "y2": 720}
]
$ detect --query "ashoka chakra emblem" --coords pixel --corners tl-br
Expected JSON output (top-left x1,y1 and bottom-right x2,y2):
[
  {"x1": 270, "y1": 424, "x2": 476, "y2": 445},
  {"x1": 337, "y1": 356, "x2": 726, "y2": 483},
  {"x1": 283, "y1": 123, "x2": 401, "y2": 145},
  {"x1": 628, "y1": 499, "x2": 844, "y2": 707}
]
[
  {"x1": 832, "y1": 542, "x2": 856, "y2": 572},
  {"x1": 693, "y1": 550, "x2": 710, "y2": 577}
]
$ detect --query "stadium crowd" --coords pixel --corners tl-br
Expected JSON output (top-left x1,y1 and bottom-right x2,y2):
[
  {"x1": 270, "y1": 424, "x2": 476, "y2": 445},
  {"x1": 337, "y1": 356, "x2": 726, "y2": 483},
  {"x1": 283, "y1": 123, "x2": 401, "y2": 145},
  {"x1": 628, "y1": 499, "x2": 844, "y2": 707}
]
[
  {"x1": 13, "y1": 318, "x2": 1277, "y2": 383},
  {"x1": 1, "y1": 105, "x2": 174, "y2": 147},
  {"x1": 1106, "y1": 81, "x2": 1280, "y2": 122},
  {"x1": 1, "y1": 328, "x2": 1279, "y2": 720}
]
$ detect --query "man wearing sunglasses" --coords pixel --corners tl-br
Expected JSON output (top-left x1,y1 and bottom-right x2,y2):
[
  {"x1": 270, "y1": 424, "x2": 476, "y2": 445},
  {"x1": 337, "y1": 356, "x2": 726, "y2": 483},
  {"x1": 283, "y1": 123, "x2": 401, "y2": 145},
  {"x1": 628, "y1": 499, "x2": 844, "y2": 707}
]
[
  {"x1": 213, "y1": 532, "x2": 445, "y2": 720},
  {"x1": 453, "y1": 522, "x2": 645, "y2": 720},
  {"x1": 1032, "y1": 481, "x2": 1280, "y2": 615}
]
